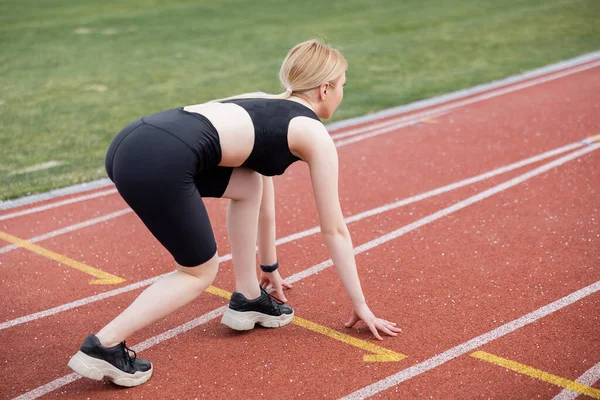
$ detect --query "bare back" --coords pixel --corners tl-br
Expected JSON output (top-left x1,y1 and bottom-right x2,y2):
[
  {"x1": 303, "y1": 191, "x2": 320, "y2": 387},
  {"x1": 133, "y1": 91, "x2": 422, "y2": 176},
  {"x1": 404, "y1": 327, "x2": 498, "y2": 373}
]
[
  {"x1": 183, "y1": 102, "x2": 255, "y2": 167},
  {"x1": 184, "y1": 99, "x2": 324, "y2": 172}
]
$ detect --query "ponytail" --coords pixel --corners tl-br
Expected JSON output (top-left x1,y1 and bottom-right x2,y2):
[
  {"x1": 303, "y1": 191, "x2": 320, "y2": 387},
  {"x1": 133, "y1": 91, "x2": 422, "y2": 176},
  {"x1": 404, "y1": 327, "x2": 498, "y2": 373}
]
[{"x1": 209, "y1": 39, "x2": 346, "y2": 104}]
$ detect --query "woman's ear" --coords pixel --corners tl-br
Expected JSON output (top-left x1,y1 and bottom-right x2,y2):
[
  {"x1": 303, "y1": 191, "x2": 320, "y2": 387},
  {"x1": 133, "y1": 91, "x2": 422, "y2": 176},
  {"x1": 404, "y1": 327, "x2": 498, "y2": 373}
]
[{"x1": 320, "y1": 82, "x2": 329, "y2": 100}]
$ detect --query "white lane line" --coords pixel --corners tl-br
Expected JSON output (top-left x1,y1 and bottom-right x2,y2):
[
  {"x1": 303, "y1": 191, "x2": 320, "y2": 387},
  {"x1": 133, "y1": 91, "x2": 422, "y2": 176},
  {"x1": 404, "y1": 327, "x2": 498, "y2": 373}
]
[
  {"x1": 0, "y1": 139, "x2": 587, "y2": 329},
  {"x1": 0, "y1": 136, "x2": 586, "y2": 258},
  {"x1": 0, "y1": 276, "x2": 163, "y2": 331},
  {"x1": 3, "y1": 54, "x2": 598, "y2": 215},
  {"x1": 331, "y1": 110, "x2": 448, "y2": 140},
  {"x1": 13, "y1": 373, "x2": 81, "y2": 400},
  {"x1": 0, "y1": 208, "x2": 132, "y2": 254},
  {"x1": 341, "y1": 281, "x2": 600, "y2": 400},
  {"x1": 0, "y1": 189, "x2": 118, "y2": 222},
  {"x1": 13, "y1": 306, "x2": 228, "y2": 400},
  {"x1": 334, "y1": 60, "x2": 600, "y2": 147},
  {"x1": 0, "y1": 179, "x2": 114, "y2": 212},
  {"x1": 336, "y1": 147, "x2": 600, "y2": 400},
  {"x1": 288, "y1": 144, "x2": 600, "y2": 284},
  {"x1": 553, "y1": 361, "x2": 600, "y2": 400},
  {"x1": 334, "y1": 110, "x2": 450, "y2": 147},
  {"x1": 278, "y1": 140, "x2": 586, "y2": 245},
  {"x1": 131, "y1": 306, "x2": 228, "y2": 352},
  {"x1": 325, "y1": 51, "x2": 600, "y2": 133},
  {"x1": 15, "y1": 138, "x2": 600, "y2": 400},
  {"x1": 331, "y1": 59, "x2": 600, "y2": 141}
]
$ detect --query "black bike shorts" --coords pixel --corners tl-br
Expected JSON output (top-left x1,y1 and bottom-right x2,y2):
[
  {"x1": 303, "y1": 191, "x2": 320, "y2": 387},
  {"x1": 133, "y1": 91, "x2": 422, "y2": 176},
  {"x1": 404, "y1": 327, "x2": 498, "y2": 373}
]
[{"x1": 105, "y1": 109, "x2": 233, "y2": 267}]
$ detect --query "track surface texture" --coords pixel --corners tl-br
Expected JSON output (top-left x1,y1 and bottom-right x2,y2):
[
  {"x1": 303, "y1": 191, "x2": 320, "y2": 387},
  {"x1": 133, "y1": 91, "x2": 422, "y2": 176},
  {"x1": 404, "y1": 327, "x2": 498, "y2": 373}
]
[{"x1": 1, "y1": 54, "x2": 599, "y2": 399}]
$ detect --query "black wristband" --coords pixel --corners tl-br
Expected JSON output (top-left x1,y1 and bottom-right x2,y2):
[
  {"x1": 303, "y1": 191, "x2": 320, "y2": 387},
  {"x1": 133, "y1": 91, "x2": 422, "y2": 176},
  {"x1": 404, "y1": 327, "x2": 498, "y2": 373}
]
[{"x1": 260, "y1": 261, "x2": 279, "y2": 273}]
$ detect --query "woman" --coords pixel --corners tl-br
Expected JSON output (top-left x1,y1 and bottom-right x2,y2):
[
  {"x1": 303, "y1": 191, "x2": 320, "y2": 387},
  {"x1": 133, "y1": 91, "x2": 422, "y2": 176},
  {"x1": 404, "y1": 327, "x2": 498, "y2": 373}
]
[{"x1": 67, "y1": 39, "x2": 401, "y2": 387}]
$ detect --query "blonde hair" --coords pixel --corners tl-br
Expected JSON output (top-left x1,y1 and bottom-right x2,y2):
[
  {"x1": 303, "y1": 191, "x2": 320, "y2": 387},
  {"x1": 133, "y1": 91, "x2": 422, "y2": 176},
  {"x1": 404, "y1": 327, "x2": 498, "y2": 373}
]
[{"x1": 211, "y1": 39, "x2": 347, "y2": 103}]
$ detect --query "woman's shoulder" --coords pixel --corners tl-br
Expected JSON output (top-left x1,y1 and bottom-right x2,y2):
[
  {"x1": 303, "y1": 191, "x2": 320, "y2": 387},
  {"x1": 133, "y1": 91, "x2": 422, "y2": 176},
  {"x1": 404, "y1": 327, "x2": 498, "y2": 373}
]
[
  {"x1": 289, "y1": 114, "x2": 327, "y2": 137},
  {"x1": 288, "y1": 116, "x2": 334, "y2": 161}
]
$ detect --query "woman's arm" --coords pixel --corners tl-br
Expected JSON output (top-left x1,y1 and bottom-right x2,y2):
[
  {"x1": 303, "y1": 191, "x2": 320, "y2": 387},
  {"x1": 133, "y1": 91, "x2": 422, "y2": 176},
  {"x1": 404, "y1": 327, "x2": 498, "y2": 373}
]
[
  {"x1": 257, "y1": 176, "x2": 277, "y2": 266},
  {"x1": 304, "y1": 133, "x2": 367, "y2": 307},
  {"x1": 257, "y1": 176, "x2": 292, "y2": 300},
  {"x1": 295, "y1": 119, "x2": 401, "y2": 339}
]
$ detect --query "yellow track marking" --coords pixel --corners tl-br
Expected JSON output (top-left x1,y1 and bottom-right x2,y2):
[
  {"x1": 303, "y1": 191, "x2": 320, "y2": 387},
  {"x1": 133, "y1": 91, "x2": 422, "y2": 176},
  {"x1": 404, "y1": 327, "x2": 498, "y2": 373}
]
[
  {"x1": 205, "y1": 286, "x2": 406, "y2": 362},
  {"x1": 292, "y1": 316, "x2": 406, "y2": 362},
  {"x1": 587, "y1": 134, "x2": 600, "y2": 143},
  {"x1": 0, "y1": 230, "x2": 126, "y2": 285},
  {"x1": 205, "y1": 285, "x2": 233, "y2": 299},
  {"x1": 421, "y1": 118, "x2": 438, "y2": 124},
  {"x1": 471, "y1": 351, "x2": 600, "y2": 399}
]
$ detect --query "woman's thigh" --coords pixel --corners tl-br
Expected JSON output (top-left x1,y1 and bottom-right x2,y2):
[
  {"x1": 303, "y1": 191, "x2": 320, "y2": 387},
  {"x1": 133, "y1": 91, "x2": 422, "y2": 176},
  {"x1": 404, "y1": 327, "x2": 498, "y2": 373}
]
[
  {"x1": 112, "y1": 125, "x2": 219, "y2": 267},
  {"x1": 221, "y1": 168, "x2": 263, "y2": 201}
]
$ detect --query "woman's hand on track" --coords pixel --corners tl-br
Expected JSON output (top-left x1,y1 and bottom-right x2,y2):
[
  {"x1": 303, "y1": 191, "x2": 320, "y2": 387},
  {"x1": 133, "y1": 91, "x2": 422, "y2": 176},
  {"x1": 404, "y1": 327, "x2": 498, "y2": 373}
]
[
  {"x1": 345, "y1": 304, "x2": 402, "y2": 340},
  {"x1": 259, "y1": 270, "x2": 292, "y2": 302}
]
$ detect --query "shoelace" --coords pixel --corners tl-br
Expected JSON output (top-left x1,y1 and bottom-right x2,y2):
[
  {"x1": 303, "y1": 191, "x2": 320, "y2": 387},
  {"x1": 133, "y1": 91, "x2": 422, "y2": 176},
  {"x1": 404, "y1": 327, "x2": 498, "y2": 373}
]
[
  {"x1": 120, "y1": 341, "x2": 137, "y2": 366},
  {"x1": 261, "y1": 288, "x2": 285, "y2": 312}
]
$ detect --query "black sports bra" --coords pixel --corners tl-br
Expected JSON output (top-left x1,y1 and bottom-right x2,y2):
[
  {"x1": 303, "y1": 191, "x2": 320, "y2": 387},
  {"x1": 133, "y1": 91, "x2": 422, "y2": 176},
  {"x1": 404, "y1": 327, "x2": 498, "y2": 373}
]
[{"x1": 222, "y1": 98, "x2": 321, "y2": 176}]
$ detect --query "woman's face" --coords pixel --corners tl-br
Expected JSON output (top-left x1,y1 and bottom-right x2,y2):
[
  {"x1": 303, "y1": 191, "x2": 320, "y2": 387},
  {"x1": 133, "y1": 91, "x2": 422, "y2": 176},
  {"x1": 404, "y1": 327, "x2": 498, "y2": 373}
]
[{"x1": 318, "y1": 72, "x2": 346, "y2": 119}]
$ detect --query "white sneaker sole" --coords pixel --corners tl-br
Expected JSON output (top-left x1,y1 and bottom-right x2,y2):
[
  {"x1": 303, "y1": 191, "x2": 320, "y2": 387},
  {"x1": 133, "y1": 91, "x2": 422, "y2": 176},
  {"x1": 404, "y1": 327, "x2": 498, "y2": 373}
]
[
  {"x1": 221, "y1": 308, "x2": 294, "y2": 331},
  {"x1": 67, "y1": 351, "x2": 152, "y2": 387}
]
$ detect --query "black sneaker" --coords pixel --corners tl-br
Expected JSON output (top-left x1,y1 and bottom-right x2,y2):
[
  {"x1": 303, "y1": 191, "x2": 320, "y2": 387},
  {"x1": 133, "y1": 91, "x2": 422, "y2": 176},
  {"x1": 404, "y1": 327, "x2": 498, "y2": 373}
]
[
  {"x1": 221, "y1": 288, "x2": 294, "y2": 330},
  {"x1": 67, "y1": 334, "x2": 152, "y2": 387}
]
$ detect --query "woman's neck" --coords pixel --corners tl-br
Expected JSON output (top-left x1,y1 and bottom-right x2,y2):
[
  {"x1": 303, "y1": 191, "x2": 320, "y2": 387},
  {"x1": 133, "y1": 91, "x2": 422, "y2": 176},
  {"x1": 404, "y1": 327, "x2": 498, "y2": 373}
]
[{"x1": 287, "y1": 95, "x2": 316, "y2": 113}]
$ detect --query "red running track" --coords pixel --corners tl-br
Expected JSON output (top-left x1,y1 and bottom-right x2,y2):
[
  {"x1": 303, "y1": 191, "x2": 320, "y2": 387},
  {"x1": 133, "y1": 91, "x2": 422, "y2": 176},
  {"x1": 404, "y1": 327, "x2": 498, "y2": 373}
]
[{"x1": 1, "y1": 55, "x2": 599, "y2": 399}]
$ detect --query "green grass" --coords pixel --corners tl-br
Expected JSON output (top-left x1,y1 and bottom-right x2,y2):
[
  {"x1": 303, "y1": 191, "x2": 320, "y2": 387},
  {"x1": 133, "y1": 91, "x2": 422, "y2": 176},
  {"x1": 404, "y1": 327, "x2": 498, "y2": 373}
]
[{"x1": 1, "y1": 0, "x2": 599, "y2": 200}]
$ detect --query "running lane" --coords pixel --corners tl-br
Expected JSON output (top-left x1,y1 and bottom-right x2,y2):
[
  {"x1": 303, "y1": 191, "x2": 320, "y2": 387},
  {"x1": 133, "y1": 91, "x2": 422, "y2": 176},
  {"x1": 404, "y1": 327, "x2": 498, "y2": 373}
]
[
  {"x1": 1, "y1": 62, "x2": 599, "y2": 399},
  {"x1": 1, "y1": 64, "x2": 599, "y2": 319}
]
